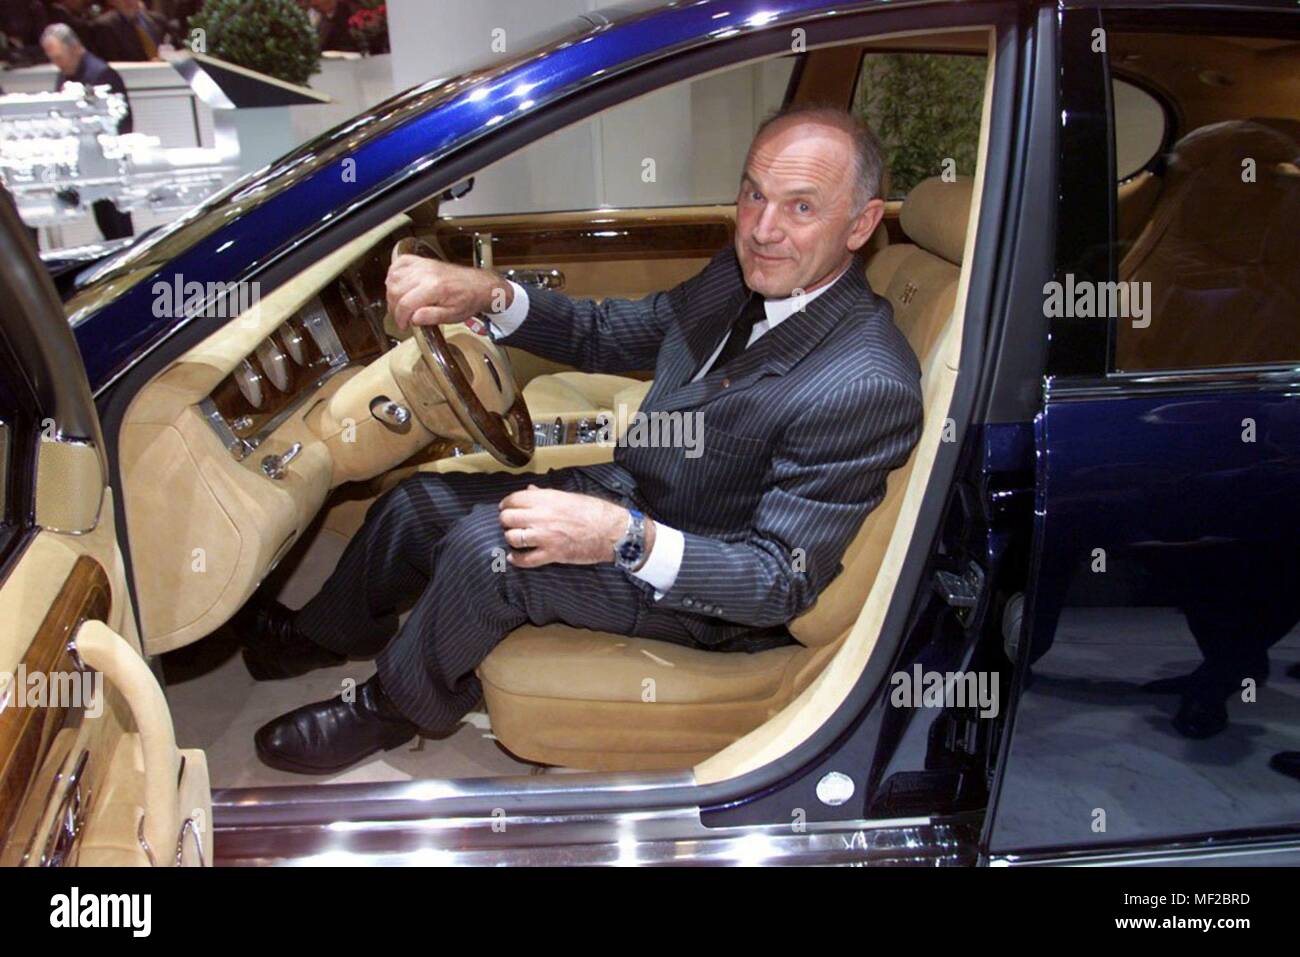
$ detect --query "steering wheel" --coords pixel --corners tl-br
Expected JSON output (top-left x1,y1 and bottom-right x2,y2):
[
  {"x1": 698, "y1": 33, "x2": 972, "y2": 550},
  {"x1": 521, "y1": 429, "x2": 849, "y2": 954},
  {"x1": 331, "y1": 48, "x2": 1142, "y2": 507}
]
[{"x1": 391, "y1": 237, "x2": 534, "y2": 467}]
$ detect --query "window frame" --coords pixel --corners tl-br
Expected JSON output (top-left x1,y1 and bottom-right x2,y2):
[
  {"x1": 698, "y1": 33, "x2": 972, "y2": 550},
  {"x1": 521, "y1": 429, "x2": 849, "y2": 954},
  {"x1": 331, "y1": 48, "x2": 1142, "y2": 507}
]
[{"x1": 1046, "y1": 4, "x2": 1300, "y2": 389}]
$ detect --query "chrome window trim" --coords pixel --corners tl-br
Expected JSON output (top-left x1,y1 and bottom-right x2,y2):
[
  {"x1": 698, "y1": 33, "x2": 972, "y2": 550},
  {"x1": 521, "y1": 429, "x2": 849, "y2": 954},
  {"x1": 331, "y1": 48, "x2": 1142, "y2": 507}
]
[
  {"x1": 1046, "y1": 364, "x2": 1300, "y2": 402},
  {"x1": 990, "y1": 832, "x2": 1300, "y2": 867}
]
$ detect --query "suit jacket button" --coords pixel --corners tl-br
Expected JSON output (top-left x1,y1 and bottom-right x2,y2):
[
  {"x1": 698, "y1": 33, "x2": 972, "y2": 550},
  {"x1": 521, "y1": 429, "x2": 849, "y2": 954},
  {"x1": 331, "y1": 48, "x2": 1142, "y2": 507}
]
[
  {"x1": 683, "y1": 598, "x2": 694, "y2": 608},
  {"x1": 721, "y1": 377, "x2": 731, "y2": 388}
]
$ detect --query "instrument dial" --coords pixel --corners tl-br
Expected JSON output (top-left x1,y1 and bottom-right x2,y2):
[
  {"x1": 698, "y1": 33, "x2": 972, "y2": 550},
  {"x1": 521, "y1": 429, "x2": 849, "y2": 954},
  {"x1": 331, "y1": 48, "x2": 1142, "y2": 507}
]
[
  {"x1": 256, "y1": 338, "x2": 290, "y2": 392},
  {"x1": 280, "y1": 321, "x2": 308, "y2": 366},
  {"x1": 233, "y1": 359, "x2": 264, "y2": 409}
]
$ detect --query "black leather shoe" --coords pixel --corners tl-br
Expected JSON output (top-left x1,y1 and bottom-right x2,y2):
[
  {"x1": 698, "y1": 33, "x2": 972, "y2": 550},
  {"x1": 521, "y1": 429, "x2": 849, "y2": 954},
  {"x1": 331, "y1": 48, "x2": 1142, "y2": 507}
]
[
  {"x1": 254, "y1": 674, "x2": 418, "y2": 774},
  {"x1": 233, "y1": 599, "x2": 347, "y2": 680}
]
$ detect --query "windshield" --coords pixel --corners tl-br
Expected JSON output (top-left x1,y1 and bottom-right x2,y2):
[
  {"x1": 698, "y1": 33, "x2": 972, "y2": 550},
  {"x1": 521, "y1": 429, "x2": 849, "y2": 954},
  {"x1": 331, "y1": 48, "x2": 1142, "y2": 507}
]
[{"x1": 65, "y1": 15, "x2": 596, "y2": 326}]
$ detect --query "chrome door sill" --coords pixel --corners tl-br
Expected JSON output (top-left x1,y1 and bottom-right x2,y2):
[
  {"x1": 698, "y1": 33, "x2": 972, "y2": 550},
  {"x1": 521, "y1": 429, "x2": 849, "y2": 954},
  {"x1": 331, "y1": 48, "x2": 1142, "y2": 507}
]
[{"x1": 212, "y1": 773, "x2": 979, "y2": 866}]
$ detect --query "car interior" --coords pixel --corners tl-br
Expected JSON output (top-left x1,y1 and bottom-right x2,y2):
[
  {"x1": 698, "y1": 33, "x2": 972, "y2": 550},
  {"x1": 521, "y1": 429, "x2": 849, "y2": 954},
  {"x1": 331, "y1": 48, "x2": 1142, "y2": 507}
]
[
  {"x1": 103, "y1": 27, "x2": 992, "y2": 799},
  {"x1": 11, "y1": 15, "x2": 1295, "y2": 865}
]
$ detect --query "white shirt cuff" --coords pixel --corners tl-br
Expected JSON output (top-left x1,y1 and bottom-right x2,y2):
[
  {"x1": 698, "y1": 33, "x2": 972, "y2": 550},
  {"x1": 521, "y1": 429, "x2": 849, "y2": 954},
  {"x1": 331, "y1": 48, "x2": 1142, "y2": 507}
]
[
  {"x1": 630, "y1": 521, "x2": 684, "y2": 600},
  {"x1": 486, "y1": 280, "x2": 529, "y2": 339}
]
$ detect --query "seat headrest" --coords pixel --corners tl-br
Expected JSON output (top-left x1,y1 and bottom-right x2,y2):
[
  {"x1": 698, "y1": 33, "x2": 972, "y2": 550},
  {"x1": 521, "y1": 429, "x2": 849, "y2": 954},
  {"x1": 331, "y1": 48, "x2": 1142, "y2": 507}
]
[
  {"x1": 899, "y1": 175, "x2": 974, "y2": 265},
  {"x1": 1170, "y1": 118, "x2": 1300, "y2": 173}
]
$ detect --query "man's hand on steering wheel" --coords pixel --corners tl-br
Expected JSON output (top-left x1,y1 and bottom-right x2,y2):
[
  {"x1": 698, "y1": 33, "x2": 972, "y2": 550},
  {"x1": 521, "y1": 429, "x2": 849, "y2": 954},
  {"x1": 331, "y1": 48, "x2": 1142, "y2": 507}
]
[{"x1": 386, "y1": 254, "x2": 514, "y2": 331}]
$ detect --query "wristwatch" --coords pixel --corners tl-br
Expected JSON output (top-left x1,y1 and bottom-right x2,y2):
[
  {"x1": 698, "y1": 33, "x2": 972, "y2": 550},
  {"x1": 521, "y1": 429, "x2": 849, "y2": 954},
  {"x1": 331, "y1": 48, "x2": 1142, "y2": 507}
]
[{"x1": 612, "y1": 508, "x2": 647, "y2": 570}]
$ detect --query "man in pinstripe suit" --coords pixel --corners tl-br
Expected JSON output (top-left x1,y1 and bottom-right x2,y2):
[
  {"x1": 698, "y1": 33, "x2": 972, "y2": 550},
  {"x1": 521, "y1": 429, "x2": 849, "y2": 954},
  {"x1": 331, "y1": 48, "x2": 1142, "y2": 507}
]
[{"x1": 243, "y1": 105, "x2": 924, "y2": 774}]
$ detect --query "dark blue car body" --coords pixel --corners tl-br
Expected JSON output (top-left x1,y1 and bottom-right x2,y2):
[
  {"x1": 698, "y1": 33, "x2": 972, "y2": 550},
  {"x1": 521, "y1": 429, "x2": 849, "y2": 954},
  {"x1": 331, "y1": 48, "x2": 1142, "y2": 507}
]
[{"x1": 56, "y1": 0, "x2": 1300, "y2": 865}]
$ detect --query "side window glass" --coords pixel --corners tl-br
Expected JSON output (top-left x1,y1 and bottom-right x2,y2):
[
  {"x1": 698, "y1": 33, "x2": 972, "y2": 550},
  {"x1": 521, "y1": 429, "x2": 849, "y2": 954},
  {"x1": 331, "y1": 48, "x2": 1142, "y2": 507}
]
[
  {"x1": 446, "y1": 57, "x2": 798, "y2": 216},
  {"x1": 852, "y1": 51, "x2": 986, "y2": 198},
  {"x1": 1109, "y1": 30, "x2": 1300, "y2": 372}
]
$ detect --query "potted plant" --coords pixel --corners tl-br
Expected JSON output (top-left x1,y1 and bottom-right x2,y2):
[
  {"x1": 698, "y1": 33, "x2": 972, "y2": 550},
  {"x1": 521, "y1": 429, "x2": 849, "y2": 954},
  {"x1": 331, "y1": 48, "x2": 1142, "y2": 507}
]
[
  {"x1": 348, "y1": 2, "x2": 390, "y2": 56},
  {"x1": 188, "y1": 0, "x2": 322, "y2": 88}
]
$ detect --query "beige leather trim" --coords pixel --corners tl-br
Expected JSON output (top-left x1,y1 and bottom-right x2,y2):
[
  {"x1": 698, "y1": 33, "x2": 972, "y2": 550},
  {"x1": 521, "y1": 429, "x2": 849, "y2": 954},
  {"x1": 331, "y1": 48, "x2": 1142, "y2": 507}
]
[
  {"x1": 120, "y1": 214, "x2": 420, "y2": 653},
  {"x1": 34, "y1": 440, "x2": 105, "y2": 534},
  {"x1": 0, "y1": 495, "x2": 173, "y2": 867},
  {"x1": 75, "y1": 620, "x2": 184, "y2": 865},
  {"x1": 899, "y1": 176, "x2": 974, "y2": 265},
  {"x1": 694, "y1": 29, "x2": 993, "y2": 785}
]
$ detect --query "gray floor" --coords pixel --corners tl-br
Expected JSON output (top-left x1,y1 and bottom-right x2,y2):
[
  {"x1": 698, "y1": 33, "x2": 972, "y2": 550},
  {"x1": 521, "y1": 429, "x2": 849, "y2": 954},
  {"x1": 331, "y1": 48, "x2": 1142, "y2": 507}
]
[
  {"x1": 160, "y1": 526, "x2": 543, "y2": 789},
  {"x1": 993, "y1": 607, "x2": 1300, "y2": 847}
]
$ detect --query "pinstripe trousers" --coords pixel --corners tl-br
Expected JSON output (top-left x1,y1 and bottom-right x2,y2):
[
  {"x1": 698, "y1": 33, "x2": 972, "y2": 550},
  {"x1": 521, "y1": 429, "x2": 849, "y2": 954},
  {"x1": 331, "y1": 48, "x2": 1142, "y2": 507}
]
[{"x1": 293, "y1": 467, "x2": 728, "y2": 733}]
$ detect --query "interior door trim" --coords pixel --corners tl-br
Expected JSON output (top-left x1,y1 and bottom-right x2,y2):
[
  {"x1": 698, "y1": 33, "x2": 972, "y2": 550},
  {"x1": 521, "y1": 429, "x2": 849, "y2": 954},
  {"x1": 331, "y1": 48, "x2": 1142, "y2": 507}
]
[{"x1": 0, "y1": 555, "x2": 110, "y2": 864}]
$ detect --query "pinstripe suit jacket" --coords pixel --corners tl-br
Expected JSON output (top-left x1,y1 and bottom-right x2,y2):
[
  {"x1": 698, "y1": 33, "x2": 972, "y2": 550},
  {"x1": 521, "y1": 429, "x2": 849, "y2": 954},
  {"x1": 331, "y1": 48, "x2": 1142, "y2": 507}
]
[{"x1": 499, "y1": 246, "x2": 923, "y2": 634}]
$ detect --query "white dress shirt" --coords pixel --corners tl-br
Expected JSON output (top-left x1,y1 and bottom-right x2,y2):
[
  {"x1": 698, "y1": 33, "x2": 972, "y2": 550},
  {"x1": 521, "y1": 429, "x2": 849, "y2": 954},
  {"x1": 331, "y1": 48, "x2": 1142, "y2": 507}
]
[{"x1": 486, "y1": 261, "x2": 851, "y2": 599}]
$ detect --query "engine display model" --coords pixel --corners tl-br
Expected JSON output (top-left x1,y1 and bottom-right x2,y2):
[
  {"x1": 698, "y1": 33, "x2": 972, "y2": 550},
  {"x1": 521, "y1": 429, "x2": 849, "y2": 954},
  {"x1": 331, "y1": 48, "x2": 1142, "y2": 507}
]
[{"x1": 0, "y1": 83, "x2": 237, "y2": 227}]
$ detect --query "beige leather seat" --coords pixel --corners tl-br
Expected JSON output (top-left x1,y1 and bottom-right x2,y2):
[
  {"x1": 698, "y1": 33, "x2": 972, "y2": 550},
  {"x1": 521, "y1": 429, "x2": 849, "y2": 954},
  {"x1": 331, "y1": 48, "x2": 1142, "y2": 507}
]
[
  {"x1": 521, "y1": 371, "x2": 647, "y2": 421},
  {"x1": 480, "y1": 175, "x2": 975, "y2": 771},
  {"x1": 1115, "y1": 117, "x2": 1300, "y2": 371}
]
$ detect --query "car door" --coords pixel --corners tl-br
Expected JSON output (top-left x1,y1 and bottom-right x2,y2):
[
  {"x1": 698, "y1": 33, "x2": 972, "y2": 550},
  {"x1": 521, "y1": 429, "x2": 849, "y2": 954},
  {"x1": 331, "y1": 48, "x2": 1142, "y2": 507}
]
[
  {"x1": 986, "y1": 5, "x2": 1300, "y2": 864},
  {"x1": 0, "y1": 192, "x2": 211, "y2": 867}
]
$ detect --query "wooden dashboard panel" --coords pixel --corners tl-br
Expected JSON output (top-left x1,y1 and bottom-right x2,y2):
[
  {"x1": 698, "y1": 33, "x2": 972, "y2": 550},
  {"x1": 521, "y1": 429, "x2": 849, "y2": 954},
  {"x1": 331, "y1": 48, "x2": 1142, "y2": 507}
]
[{"x1": 208, "y1": 265, "x2": 391, "y2": 444}]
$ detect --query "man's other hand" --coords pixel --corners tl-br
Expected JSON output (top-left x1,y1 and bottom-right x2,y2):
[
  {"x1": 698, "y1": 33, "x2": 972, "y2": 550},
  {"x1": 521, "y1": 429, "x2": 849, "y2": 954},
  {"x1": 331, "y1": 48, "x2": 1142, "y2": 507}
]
[
  {"x1": 385, "y1": 253, "x2": 513, "y2": 331},
  {"x1": 498, "y1": 485, "x2": 655, "y2": 568}
]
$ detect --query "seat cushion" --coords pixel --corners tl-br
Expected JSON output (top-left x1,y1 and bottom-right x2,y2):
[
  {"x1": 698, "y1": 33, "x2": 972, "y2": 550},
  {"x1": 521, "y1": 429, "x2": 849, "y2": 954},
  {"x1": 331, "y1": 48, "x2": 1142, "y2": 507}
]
[
  {"x1": 521, "y1": 371, "x2": 643, "y2": 419},
  {"x1": 480, "y1": 625, "x2": 809, "y2": 770}
]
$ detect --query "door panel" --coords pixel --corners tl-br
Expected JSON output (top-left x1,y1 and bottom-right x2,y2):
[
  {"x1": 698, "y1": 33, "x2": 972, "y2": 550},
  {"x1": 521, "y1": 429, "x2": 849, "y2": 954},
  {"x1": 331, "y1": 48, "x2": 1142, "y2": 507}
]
[
  {"x1": 992, "y1": 385, "x2": 1300, "y2": 855},
  {"x1": 0, "y1": 509, "x2": 211, "y2": 866},
  {"x1": 0, "y1": 189, "x2": 210, "y2": 866}
]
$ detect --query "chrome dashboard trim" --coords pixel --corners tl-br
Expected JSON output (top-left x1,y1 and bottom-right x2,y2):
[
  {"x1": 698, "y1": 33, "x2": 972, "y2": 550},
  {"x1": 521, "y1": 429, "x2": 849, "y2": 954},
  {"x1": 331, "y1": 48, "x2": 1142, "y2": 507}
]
[{"x1": 198, "y1": 290, "x2": 357, "y2": 460}]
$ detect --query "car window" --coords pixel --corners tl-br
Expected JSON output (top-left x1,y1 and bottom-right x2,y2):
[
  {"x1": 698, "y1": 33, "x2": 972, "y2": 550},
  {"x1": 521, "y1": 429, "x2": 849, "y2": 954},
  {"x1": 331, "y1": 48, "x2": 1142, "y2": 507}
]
[
  {"x1": 0, "y1": 350, "x2": 33, "y2": 565},
  {"x1": 445, "y1": 56, "x2": 799, "y2": 216},
  {"x1": 852, "y1": 51, "x2": 986, "y2": 199},
  {"x1": 1108, "y1": 29, "x2": 1300, "y2": 373}
]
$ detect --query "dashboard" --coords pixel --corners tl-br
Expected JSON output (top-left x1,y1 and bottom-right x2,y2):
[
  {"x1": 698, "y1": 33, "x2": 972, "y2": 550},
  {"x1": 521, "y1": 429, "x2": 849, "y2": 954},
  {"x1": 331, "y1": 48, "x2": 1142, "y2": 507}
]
[{"x1": 199, "y1": 238, "x2": 397, "y2": 460}]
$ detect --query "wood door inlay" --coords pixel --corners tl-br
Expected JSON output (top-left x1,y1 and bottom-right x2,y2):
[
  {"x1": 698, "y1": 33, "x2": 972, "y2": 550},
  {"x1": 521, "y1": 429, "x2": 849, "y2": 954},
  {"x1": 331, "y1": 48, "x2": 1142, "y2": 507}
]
[{"x1": 0, "y1": 555, "x2": 110, "y2": 861}]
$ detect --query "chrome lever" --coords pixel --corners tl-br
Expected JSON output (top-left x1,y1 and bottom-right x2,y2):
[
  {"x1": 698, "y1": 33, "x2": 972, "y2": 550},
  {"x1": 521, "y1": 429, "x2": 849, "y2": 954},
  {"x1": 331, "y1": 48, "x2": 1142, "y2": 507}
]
[
  {"x1": 503, "y1": 268, "x2": 565, "y2": 290},
  {"x1": 369, "y1": 396, "x2": 412, "y2": 430},
  {"x1": 261, "y1": 442, "x2": 302, "y2": 480}
]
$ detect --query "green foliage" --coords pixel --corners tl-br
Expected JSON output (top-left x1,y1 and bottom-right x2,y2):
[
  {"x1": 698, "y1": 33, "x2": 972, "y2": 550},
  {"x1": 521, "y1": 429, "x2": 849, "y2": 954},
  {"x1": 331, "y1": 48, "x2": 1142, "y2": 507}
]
[
  {"x1": 189, "y1": 0, "x2": 321, "y2": 88},
  {"x1": 854, "y1": 53, "x2": 986, "y2": 198}
]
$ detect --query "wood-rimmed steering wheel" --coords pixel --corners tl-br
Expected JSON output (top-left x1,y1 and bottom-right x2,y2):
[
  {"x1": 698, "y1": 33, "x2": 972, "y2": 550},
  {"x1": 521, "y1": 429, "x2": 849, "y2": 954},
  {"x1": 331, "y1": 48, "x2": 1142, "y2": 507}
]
[{"x1": 391, "y1": 237, "x2": 534, "y2": 467}]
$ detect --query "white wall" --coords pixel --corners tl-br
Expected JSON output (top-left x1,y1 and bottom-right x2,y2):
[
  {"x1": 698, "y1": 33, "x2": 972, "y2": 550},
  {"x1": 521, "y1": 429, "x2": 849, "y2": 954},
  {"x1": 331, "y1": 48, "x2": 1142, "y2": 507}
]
[
  {"x1": 384, "y1": 0, "x2": 795, "y2": 215},
  {"x1": 11, "y1": 1, "x2": 794, "y2": 246}
]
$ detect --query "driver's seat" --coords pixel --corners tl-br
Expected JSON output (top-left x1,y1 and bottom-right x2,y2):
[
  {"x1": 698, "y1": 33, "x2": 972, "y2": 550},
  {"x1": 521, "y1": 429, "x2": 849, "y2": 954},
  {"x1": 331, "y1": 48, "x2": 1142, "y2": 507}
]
[{"x1": 471, "y1": 176, "x2": 973, "y2": 771}]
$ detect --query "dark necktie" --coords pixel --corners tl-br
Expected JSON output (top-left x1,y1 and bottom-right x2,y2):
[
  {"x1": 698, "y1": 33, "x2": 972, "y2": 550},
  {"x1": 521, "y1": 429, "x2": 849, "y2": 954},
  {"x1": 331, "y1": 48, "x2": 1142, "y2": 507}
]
[{"x1": 698, "y1": 291, "x2": 765, "y2": 378}]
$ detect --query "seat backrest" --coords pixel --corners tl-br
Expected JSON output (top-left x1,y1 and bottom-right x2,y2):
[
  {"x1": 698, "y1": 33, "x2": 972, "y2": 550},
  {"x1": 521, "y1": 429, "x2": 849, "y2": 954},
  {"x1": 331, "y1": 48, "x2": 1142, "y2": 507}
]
[
  {"x1": 790, "y1": 175, "x2": 972, "y2": 646},
  {"x1": 1115, "y1": 117, "x2": 1300, "y2": 371}
]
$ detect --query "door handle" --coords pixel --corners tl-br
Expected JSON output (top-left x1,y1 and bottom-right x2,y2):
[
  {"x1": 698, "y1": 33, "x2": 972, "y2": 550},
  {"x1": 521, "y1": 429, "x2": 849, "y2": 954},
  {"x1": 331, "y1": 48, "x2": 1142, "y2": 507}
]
[
  {"x1": 72, "y1": 620, "x2": 184, "y2": 866},
  {"x1": 503, "y1": 268, "x2": 565, "y2": 290}
]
